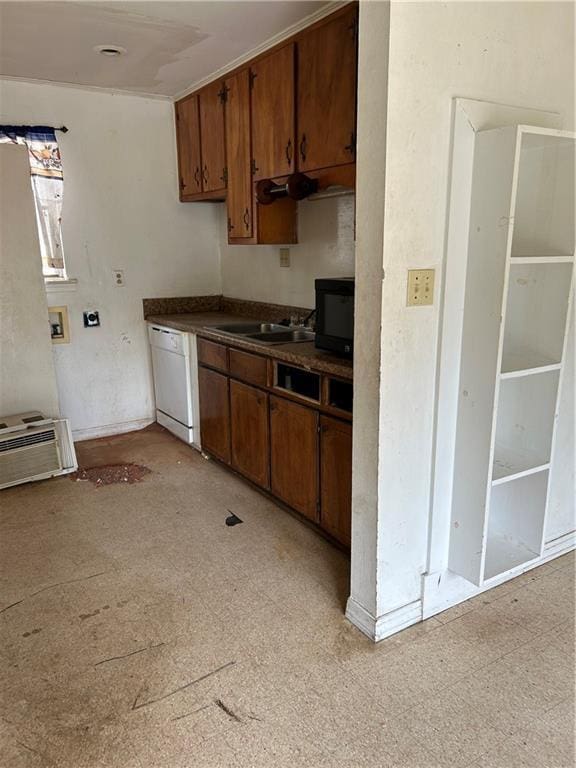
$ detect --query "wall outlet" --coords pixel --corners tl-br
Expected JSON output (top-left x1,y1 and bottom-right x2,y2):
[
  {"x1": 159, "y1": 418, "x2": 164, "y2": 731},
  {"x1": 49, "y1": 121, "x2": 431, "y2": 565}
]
[
  {"x1": 83, "y1": 310, "x2": 100, "y2": 327},
  {"x1": 407, "y1": 269, "x2": 435, "y2": 306},
  {"x1": 113, "y1": 269, "x2": 125, "y2": 286},
  {"x1": 279, "y1": 247, "x2": 290, "y2": 268}
]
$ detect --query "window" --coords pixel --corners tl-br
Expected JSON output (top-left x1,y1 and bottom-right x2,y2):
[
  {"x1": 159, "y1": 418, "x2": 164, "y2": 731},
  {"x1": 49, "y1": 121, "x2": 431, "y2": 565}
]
[{"x1": 0, "y1": 125, "x2": 66, "y2": 279}]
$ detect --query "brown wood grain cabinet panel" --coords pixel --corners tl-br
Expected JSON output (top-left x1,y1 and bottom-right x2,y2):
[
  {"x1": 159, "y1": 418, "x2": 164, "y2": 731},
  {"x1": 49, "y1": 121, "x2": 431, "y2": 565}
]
[
  {"x1": 197, "y1": 338, "x2": 228, "y2": 372},
  {"x1": 270, "y1": 395, "x2": 318, "y2": 520},
  {"x1": 199, "y1": 81, "x2": 227, "y2": 193},
  {"x1": 230, "y1": 380, "x2": 270, "y2": 488},
  {"x1": 175, "y1": 96, "x2": 202, "y2": 198},
  {"x1": 224, "y1": 70, "x2": 253, "y2": 239},
  {"x1": 229, "y1": 349, "x2": 268, "y2": 387},
  {"x1": 320, "y1": 415, "x2": 352, "y2": 546},
  {"x1": 297, "y1": 5, "x2": 358, "y2": 173},
  {"x1": 250, "y1": 44, "x2": 295, "y2": 181},
  {"x1": 198, "y1": 366, "x2": 230, "y2": 463}
]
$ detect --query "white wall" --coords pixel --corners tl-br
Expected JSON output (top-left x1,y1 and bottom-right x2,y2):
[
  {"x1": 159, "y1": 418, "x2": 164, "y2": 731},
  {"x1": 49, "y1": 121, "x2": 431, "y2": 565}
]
[
  {"x1": 0, "y1": 79, "x2": 221, "y2": 439},
  {"x1": 219, "y1": 194, "x2": 355, "y2": 308},
  {"x1": 350, "y1": 0, "x2": 575, "y2": 639},
  {"x1": 0, "y1": 143, "x2": 60, "y2": 418}
]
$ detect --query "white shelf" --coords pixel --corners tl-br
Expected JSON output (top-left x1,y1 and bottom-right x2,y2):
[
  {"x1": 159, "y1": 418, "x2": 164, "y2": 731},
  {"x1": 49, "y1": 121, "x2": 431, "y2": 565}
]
[
  {"x1": 510, "y1": 255, "x2": 574, "y2": 264},
  {"x1": 501, "y1": 350, "x2": 561, "y2": 377},
  {"x1": 484, "y1": 470, "x2": 549, "y2": 581},
  {"x1": 501, "y1": 262, "x2": 573, "y2": 373},
  {"x1": 492, "y1": 446, "x2": 549, "y2": 484},
  {"x1": 483, "y1": 531, "x2": 540, "y2": 582},
  {"x1": 448, "y1": 125, "x2": 574, "y2": 588}
]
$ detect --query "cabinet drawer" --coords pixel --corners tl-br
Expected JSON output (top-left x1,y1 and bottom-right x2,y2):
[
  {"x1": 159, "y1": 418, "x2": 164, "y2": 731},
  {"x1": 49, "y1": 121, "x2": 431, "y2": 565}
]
[
  {"x1": 197, "y1": 338, "x2": 228, "y2": 372},
  {"x1": 229, "y1": 349, "x2": 268, "y2": 387}
]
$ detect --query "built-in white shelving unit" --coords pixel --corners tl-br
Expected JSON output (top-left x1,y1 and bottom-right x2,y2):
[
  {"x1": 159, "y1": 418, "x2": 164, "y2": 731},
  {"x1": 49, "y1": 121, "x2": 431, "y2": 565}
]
[{"x1": 449, "y1": 125, "x2": 575, "y2": 587}]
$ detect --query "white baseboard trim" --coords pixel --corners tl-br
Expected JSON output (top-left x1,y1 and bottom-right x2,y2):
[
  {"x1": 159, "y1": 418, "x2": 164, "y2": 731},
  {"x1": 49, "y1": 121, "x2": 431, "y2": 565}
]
[
  {"x1": 346, "y1": 597, "x2": 423, "y2": 642},
  {"x1": 72, "y1": 418, "x2": 154, "y2": 442},
  {"x1": 543, "y1": 530, "x2": 575, "y2": 560}
]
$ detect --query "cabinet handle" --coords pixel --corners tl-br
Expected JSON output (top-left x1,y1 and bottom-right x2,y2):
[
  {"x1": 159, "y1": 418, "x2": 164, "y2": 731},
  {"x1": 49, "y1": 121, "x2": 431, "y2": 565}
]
[
  {"x1": 299, "y1": 133, "x2": 307, "y2": 163},
  {"x1": 202, "y1": 165, "x2": 209, "y2": 184},
  {"x1": 344, "y1": 132, "x2": 356, "y2": 156},
  {"x1": 285, "y1": 139, "x2": 293, "y2": 167},
  {"x1": 270, "y1": 402, "x2": 277, "y2": 412},
  {"x1": 194, "y1": 167, "x2": 200, "y2": 186},
  {"x1": 179, "y1": 176, "x2": 185, "y2": 190},
  {"x1": 227, "y1": 217, "x2": 234, "y2": 233},
  {"x1": 243, "y1": 208, "x2": 250, "y2": 230}
]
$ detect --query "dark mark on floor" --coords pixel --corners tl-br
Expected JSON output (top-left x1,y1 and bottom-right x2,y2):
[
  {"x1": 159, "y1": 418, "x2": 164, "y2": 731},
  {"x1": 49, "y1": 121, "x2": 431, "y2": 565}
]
[
  {"x1": 95, "y1": 642, "x2": 164, "y2": 667},
  {"x1": 22, "y1": 628, "x2": 42, "y2": 638},
  {"x1": 170, "y1": 704, "x2": 211, "y2": 722},
  {"x1": 215, "y1": 699, "x2": 242, "y2": 722},
  {"x1": 132, "y1": 660, "x2": 236, "y2": 711},
  {"x1": 0, "y1": 599, "x2": 24, "y2": 615},
  {"x1": 79, "y1": 608, "x2": 101, "y2": 621},
  {"x1": 225, "y1": 511, "x2": 243, "y2": 527},
  {"x1": 30, "y1": 570, "x2": 108, "y2": 597}
]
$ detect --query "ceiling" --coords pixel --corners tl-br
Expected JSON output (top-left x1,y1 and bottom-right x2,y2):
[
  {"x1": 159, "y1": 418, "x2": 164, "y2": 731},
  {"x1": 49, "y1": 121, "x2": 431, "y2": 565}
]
[{"x1": 0, "y1": 1, "x2": 330, "y2": 98}]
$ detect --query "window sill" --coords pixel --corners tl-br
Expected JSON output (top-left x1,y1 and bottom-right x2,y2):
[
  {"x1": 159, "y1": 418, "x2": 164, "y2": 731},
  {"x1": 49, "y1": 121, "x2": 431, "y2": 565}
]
[{"x1": 45, "y1": 278, "x2": 78, "y2": 293}]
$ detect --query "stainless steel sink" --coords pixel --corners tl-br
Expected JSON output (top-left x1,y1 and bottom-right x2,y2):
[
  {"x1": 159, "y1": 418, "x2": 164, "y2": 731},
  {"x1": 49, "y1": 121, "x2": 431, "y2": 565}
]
[
  {"x1": 246, "y1": 329, "x2": 315, "y2": 344},
  {"x1": 206, "y1": 322, "x2": 286, "y2": 335},
  {"x1": 205, "y1": 322, "x2": 315, "y2": 345}
]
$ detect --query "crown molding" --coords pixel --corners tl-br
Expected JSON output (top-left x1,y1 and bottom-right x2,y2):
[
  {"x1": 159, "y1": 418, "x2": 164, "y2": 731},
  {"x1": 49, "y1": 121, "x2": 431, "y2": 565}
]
[
  {"x1": 172, "y1": 0, "x2": 352, "y2": 102},
  {"x1": 0, "y1": 74, "x2": 172, "y2": 102}
]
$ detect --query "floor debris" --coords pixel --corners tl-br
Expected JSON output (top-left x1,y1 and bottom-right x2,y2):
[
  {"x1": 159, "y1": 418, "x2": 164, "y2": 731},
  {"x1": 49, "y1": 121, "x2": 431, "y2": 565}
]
[
  {"x1": 225, "y1": 511, "x2": 243, "y2": 527},
  {"x1": 95, "y1": 642, "x2": 164, "y2": 667},
  {"x1": 71, "y1": 463, "x2": 151, "y2": 486},
  {"x1": 215, "y1": 699, "x2": 242, "y2": 723},
  {"x1": 131, "y1": 660, "x2": 236, "y2": 711}
]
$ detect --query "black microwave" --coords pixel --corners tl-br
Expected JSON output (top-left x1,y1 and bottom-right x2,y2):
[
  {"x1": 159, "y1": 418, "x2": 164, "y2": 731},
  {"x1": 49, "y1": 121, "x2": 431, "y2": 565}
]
[{"x1": 314, "y1": 277, "x2": 355, "y2": 357}]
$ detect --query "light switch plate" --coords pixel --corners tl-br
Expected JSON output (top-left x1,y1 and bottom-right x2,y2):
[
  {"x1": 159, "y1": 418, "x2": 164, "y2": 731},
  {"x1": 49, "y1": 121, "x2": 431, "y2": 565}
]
[{"x1": 407, "y1": 269, "x2": 435, "y2": 306}]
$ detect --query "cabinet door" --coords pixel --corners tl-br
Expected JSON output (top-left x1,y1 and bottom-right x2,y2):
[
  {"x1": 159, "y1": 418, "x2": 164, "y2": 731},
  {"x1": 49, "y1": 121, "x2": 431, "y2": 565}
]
[
  {"x1": 199, "y1": 81, "x2": 227, "y2": 193},
  {"x1": 270, "y1": 395, "x2": 318, "y2": 520},
  {"x1": 230, "y1": 380, "x2": 269, "y2": 488},
  {"x1": 250, "y1": 44, "x2": 295, "y2": 181},
  {"x1": 198, "y1": 366, "x2": 230, "y2": 463},
  {"x1": 320, "y1": 416, "x2": 352, "y2": 546},
  {"x1": 224, "y1": 70, "x2": 253, "y2": 239},
  {"x1": 175, "y1": 95, "x2": 202, "y2": 198},
  {"x1": 297, "y1": 6, "x2": 358, "y2": 173}
]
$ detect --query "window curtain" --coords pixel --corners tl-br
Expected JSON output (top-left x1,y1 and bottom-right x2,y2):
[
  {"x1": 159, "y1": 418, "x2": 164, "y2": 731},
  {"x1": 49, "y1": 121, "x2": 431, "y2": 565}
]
[{"x1": 0, "y1": 125, "x2": 65, "y2": 278}]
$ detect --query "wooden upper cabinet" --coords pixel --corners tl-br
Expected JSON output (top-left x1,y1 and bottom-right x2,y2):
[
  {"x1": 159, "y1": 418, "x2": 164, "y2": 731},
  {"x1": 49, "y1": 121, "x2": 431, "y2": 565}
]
[
  {"x1": 250, "y1": 44, "x2": 295, "y2": 181},
  {"x1": 175, "y1": 95, "x2": 202, "y2": 198},
  {"x1": 224, "y1": 70, "x2": 253, "y2": 239},
  {"x1": 198, "y1": 81, "x2": 227, "y2": 193},
  {"x1": 320, "y1": 415, "x2": 352, "y2": 547},
  {"x1": 297, "y1": 5, "x2": 358, "y2": 173}
]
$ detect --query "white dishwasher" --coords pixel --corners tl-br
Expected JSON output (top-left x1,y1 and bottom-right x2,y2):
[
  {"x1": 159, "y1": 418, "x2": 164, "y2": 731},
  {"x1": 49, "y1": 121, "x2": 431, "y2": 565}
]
[{"x1": 148, "y1": 324, "x2": 201, "y2": 448}]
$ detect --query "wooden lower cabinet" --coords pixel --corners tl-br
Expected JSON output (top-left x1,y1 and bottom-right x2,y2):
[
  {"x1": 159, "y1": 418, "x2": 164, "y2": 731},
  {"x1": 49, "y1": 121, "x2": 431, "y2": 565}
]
[
  {"x1": 198, "y1": 366, "x2": 230, "y2": 463},
  {"x1": 269, "y1": 395, "x2": 319, "y2": 521},
  {"x1": 320, "y1": 415, "x2": 352, "y2": 546},
  {"x1": 230, "y1": 380, "x2": 269, "y2": 488}
]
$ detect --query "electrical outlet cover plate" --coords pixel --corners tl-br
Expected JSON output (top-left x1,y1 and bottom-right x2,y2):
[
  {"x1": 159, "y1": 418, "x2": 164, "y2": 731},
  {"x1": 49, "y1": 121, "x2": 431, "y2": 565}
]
[
  {"x1": 83, "y1": 310, "x2": 100, "y2": 327},
  {"x1": 279, "y1": 247, "x2": 290, "y2": 268},
  {"x1": 407, "y1": 269, "x2": 435, "y2": 306}
]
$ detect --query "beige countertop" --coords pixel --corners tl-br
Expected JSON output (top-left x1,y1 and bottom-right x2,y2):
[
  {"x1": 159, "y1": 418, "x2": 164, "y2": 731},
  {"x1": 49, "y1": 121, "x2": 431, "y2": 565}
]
[{"x1": 147, "y1": 312, "x2": 353, "y2": 380}]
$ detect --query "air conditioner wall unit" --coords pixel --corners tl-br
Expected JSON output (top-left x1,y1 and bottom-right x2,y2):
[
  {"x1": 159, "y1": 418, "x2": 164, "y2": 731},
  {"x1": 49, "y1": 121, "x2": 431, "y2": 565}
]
[{"x1": 0, "y1": 412, "x2": 77, "y2": 490}]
